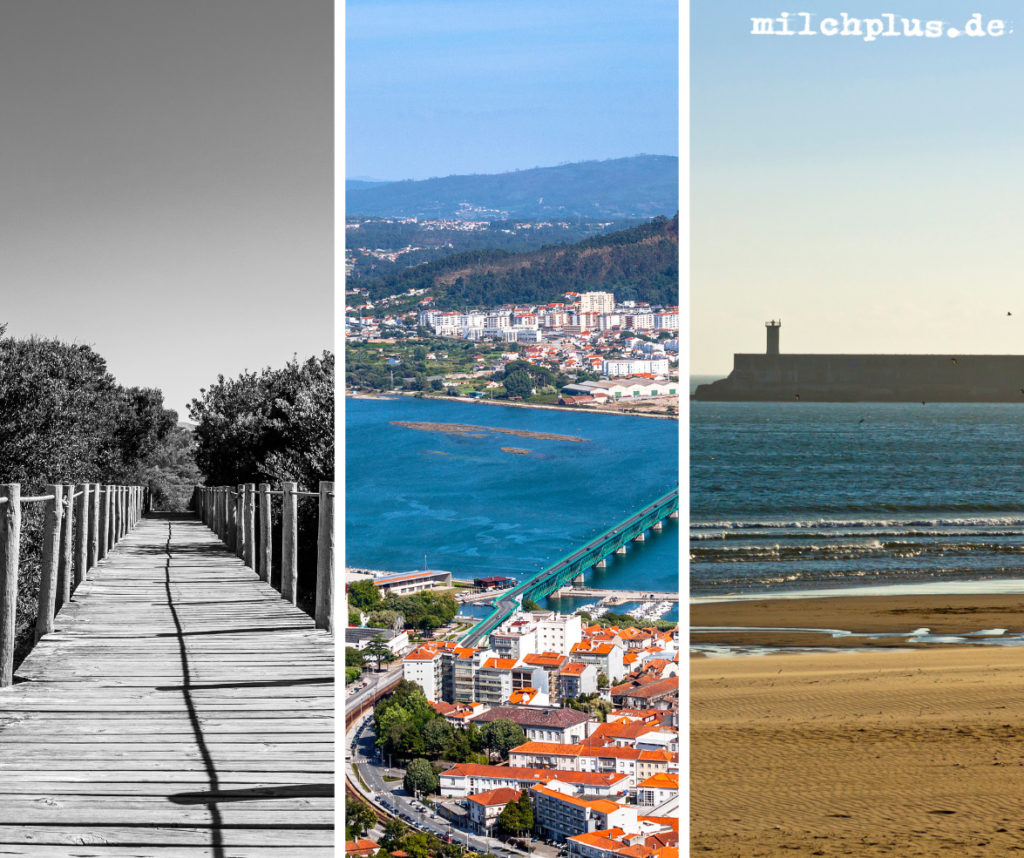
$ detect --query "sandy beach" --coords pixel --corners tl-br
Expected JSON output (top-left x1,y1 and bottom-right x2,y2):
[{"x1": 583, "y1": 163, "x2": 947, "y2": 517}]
[{"x1": 691, "y1": 595, "x2": 1024, "y2": 856}]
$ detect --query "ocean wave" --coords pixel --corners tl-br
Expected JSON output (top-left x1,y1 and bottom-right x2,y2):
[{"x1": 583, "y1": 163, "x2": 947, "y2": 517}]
[
  {"x1": 691, "y1": 540, "x2": 1024, "y2": 563},
  {"x1": 691, "y1": 517, "x2": 1024, "y2": 531}
]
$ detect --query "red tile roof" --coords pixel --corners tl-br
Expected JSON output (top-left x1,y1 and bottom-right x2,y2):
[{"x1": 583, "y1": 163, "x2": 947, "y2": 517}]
[{"x1": 468, "y1": 787, "x2": 521, "y2": 807}]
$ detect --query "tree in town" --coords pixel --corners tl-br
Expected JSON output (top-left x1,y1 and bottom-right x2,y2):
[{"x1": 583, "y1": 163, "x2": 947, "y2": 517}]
[
  {"x1": 364, "y1": 636, "x2": 397, "y2": 672},
  {"x1": 484, "y1": 720, "x2": 526, "y2": 760},
  {"x1": 387, "y1": 720, "x2": 426, "y2": 759},
  {"x1": 502, "y1": 369, "x2": 533, "y2": 399},
  {"x1": 516, "y1": 791, "x2": 534, "y2": 833},
  {"x1": 521, "y1": 599, "x2": 541, "y2": 612},
  {"x1": 424, "y1": 718, "x2": 454, "y2": 758},
  {"x1": 404, "y1": 757, "x2": 439, "y2": 796},
  {"x1": 597, "y1": 671, "x2": 610, "y2": 689},
  {"x1": 348, "y1": 580, "x2": 383, "y2": 611},
  {"x1": 495, "y1": 800, "x2": 524, "y2": 837},
  {"x1": 347, "y1": 798, "x2": 377, "y2": 837},
  {"x1": 382, "y1": 817, "x2": 407, "y2": 847},
  {"x1": 375, "y1": 704, "x2": 412, "y2": 749}
]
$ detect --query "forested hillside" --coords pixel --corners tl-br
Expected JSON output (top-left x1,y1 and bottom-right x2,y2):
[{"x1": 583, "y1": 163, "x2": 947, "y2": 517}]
[{"x1": 356, "y1": 214, "x2": 678, "y2": 309}]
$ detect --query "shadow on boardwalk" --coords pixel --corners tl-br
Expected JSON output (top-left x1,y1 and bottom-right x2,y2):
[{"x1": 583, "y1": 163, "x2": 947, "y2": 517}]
[{"x1": 0, "y1": 515, "x2": 334, "y2": 858}]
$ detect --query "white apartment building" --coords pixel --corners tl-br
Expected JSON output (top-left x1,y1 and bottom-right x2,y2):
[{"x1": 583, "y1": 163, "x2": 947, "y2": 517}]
[
  {"x1": 624, "y1": 312, "x2": 655, "y2": 330},
  {"x1": 403, "y1": 645, "x2": 443, "y2": 702},
  {"x1": 653, "y1": 310, "x2": 678, "y2": 330},
  {"x1": 534, "y1": 611, "x2": 584, "y2": 654},
  {"x1": 490, "y1": 610, "x2": 583, "y2": 660},
  {"x1": 579, "y1": 292, "x2": 615, "y2": 315},
  {"x1": 602, "y1": 359, "x2": 670, "y2": 378}
]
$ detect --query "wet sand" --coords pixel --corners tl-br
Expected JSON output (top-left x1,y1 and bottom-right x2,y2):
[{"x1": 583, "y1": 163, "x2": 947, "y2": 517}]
[
  {"x1": 692, "y1": 594, "x2": 1024, "y2": 856},
  {"x1": 691, "y1": 593, "x2": 1024, "y2": 649}
]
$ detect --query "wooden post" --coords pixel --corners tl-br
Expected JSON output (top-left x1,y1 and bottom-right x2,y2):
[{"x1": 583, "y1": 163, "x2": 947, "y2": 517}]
[
  {"x1": 112, "y1": 486, "x2": 120, "y2": 547},
  {"x1": 281, "y1": 482, "x2": 298, "y2": 603},
  {"x1": 98, "y1": 485, "x2": 109, "y2": 561},
  {"x1": 235, "y1": 484, "x2": 245, "y2": 559},
  {"x1": 74, "y1": 483, "x2": 89, "y2": 587},
  {"x1": 243, "y1": 483, "x2": 256, "y2": 569},
  {"x1": 258, "y1": 483, "x2": 272, "y2": 583},
  {"x1": 35, "y1": 485, "x2": 62, "y2": 641},
  {"x1": 0, "y1": 484, "x2": 21, "y2": 688},
  {"x1": 315, "y1": 481, "x2": 334, "y2": 633},
  {"x1": 107, "y1": 486, "x2": 116, "y2": 552},
  {"x1": 88, "y1": 482, "x2": 100, "y2": 569},
  {"x1": 57, "y1": 485, "x2": 74, "y2": 611}
]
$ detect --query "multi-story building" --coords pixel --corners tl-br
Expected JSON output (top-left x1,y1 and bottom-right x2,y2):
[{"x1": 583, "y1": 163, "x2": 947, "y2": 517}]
[
  {"x1": 636, "y1": 773, "x2": 678, "y2": 809},
  {"x1": 490, "y1": 615, "x2": 539, "y2": 660},
  {"x1": 475, "y1": 657, "x2": 516, "y2": 705},
  {"x1": 567, "y1": 823, "x2": 679, "y2": 858},
  {"x1": 467, "y1": 788, "x2": 521, "y2": 835},
  {"x1": 402, "y1": 644, "x2": 444, "y2": 702},
  {"x1": 453, "y1": 648, "x2": 493, "y2": 703},
  {"x1": 530, "y1": 784, "x2": 637, "y2": 843},
  {"x1": 560, "y1": 662, "x2": 598, "y2": 700},
  {"x1": 521, "y1": 652, "x2": 569, "y2": 701},
  {"x1": 508, "y1": 742, "x2": 677, "y2": 791},
  {"x1": 471, "y1": 706, "x2": 594, "y2": 744},
  {"x1": 534, "y1": 611, "x2": 583, "y2": 654},
  {"x1": 439, "y1": 764, "x2": 629, "y2": 799},
  {"x1": 570, "y1": 641, "x2": 625, "y2": 682},
  {"x1": 579, "y1": 292, "x2": 615, "y2": 315},
  {"x1": 601, "y1": 359, "x2": 670, "y2": 378},
  {"x1": 653, "y1": 310, "x2": 678, "y2": 331}
]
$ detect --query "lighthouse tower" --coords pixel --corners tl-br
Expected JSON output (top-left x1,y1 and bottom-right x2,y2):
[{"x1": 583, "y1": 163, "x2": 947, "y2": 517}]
[{"x1": 766, "y1": 320, "x2": 780, "y2": 355}]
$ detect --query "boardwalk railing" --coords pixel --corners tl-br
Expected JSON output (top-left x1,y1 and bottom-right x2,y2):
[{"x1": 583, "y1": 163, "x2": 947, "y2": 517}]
[
  {"x1": 0, "y1": 482, "x2": 146, "y2": 687},
  {"x1": 192, "y1": 481, "x2": 334, "y2": 634}
]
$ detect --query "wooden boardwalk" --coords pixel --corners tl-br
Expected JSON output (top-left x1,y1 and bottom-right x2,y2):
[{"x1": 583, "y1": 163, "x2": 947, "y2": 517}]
[{"x1": 0, "y1": 514, "x2": 333, "y2": 858}]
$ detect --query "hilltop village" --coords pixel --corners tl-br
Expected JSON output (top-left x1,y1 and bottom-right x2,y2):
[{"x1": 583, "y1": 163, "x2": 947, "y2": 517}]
[{"x1": 345, "y1": 572, "x2": 679, "y2": 858}]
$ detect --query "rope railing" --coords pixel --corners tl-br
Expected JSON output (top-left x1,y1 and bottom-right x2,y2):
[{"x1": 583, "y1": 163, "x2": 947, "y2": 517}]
[
  {"x1": 0, "y1": 482, "x2": 148, "y2": 688},
  {"x1": 191, "y1": 481, "x2": 334, "y2": 634}
]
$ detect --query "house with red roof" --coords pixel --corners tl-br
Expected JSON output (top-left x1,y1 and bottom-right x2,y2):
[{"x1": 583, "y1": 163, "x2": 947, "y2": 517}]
[{"x1": 467, "y1": 787, "x2": 521, "y2": 835}]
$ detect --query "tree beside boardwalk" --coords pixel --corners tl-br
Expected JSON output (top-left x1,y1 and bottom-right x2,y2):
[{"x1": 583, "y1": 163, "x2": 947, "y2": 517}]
[
  {"x1": 0, "y1": 330, "x2": 182, "y2": 667},
  {"x1": 189, "y1": 351, "x2": 334, "y2": 488}
]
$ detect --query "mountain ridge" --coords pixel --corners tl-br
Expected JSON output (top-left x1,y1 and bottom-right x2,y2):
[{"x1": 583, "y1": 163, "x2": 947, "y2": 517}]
[{"x1": 346, "y1": 155, "x2": 678, "y2": 220}]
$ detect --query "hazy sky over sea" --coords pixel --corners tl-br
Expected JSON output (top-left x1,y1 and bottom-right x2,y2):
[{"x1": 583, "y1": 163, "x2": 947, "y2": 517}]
[
  {"x1": 692, "y1": 1, "x2": 1024, "y2": 373},
  {"x1": 0, "y1": 0, "x2": 332, "y2": 418},
  {"x1": 345, "y1": 0, "x2": 679, "y2": 181}
]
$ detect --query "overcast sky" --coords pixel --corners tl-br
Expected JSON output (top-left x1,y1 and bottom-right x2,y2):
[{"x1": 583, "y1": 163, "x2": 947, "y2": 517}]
[
  {"x1": 692, "y1": 1, "x2": 1024, "y2": 373},
  {"x1": 0, "y1": 0, "x2": 332, "y2": 418},
  {"x1": 345, "y1": 0, "x2": 679, "y2": 181}
]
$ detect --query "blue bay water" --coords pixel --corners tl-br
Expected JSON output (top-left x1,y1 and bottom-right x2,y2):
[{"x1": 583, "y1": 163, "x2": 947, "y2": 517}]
[
  {"x1": 346, "y1": 397, "x2": 680, "y2": 618},
  {"x1": 691, "y1": 401, "x2": 1024, "y2": 597}
]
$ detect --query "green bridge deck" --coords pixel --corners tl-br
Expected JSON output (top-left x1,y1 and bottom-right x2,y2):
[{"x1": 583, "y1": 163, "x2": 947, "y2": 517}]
[{"x1": 460, "y1": 488, "x2": 679, "y2": 646}]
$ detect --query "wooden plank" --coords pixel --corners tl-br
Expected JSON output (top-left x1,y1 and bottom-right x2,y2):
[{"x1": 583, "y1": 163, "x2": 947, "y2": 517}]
[{"x1": 0, "y1": 515, "x2": 334, "y2": 851}]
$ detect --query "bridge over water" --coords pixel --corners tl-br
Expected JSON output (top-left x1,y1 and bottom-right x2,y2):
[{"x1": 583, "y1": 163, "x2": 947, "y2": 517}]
[
  {"x1": 0, "y1": 481, "x2": 334, "y2": 856},
  {"x1": 460, "y1": 487, "x2": 679, "y2": 646}
]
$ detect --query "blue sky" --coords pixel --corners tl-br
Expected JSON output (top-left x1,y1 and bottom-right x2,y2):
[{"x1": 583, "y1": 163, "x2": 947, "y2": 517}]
[
  {"x1": 691, "y1": 1, "x2": 1024, "y2": 371},
  {"x1": 345, "y1": 0, "x2": 679, "y2": 180}
]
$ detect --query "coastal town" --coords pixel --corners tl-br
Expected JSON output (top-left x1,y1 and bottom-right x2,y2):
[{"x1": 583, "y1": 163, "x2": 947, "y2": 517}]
[
  {"x1": 346, "y1": 290, "x2": 680, "y2": 413},
  {"x1": 345, "y1": 569, "x2": 679, "y2": 858}
]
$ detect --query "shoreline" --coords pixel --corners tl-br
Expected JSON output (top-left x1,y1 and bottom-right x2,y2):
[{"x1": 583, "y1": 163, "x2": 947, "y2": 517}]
[
  {"x1": 346, "y1": 390, "x2": 679, "y2": 420},
  {"x1": 690, "y1": 591, "x2": 1024, "y2": 651}
]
